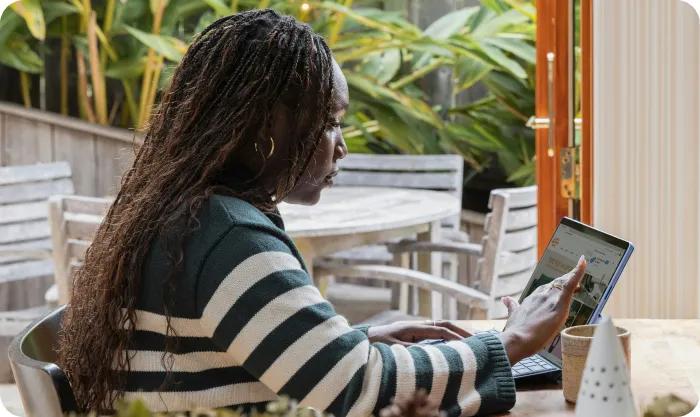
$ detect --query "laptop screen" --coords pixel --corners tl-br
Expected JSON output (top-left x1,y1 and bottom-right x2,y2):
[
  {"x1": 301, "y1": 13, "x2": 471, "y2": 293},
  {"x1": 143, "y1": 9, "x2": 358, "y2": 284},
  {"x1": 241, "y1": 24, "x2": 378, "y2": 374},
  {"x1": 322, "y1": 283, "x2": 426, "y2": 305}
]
[{"x1": 519, "y1": 217, "x2": 632, "y2": 362}]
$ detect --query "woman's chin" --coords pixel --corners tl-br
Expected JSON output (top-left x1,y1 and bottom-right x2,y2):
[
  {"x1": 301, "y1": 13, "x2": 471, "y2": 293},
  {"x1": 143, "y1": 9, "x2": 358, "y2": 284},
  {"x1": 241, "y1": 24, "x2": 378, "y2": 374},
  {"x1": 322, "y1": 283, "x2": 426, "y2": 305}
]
[{"x1": 284, "y1": 185, "x2": 326, "y2": 206}]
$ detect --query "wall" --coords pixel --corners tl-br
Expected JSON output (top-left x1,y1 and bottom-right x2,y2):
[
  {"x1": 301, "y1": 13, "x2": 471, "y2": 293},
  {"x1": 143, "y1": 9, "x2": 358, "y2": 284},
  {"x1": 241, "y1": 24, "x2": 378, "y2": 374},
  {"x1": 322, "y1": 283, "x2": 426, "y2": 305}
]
[
  {"x1": 594, "y1": 0, "x2": 700, "y2": 318},
  {"x1": 0, "y1": 102, "x2": 141, "y2": 197}
]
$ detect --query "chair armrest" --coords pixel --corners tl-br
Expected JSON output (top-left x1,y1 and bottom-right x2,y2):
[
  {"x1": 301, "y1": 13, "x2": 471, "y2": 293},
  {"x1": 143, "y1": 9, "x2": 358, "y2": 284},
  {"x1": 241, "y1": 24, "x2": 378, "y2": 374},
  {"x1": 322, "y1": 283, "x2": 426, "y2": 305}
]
[
  {"x1": 315, "y1": 263, "x2": 489, "y2": 308},
  {"x1": 441, "y1": 228, "x2": 471, "y2": 243},
  {"x1": 387, "y1": 239, "x2": 483, "y2": 256}
]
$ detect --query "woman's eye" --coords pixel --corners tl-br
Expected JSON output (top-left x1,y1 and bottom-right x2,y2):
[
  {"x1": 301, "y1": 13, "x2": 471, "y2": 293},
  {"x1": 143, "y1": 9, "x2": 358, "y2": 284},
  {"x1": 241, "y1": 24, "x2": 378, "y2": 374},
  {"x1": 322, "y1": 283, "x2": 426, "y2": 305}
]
[{"x1": 327, "y1": 121, "x2": 342, "y2": 128}]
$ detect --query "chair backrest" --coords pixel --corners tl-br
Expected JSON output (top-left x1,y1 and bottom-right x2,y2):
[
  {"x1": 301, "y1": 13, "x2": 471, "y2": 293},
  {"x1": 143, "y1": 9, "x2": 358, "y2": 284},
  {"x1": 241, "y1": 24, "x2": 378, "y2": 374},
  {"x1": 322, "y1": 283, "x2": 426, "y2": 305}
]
[
  {"x1": 476, "y1": 186, "x2": 538, "y2": 318},
  {"x1": 335, "y1": 154, "x2": 464, "y2": 228},
  {"x1": 0, "y1": 162, "x2": 75, "y2": 312},
  {"x1": 48, "y1": 195, "x2": 112, "y2": 304},
  {"x1": 8, "y1": 305, "x2": 79, "y2": 417}
]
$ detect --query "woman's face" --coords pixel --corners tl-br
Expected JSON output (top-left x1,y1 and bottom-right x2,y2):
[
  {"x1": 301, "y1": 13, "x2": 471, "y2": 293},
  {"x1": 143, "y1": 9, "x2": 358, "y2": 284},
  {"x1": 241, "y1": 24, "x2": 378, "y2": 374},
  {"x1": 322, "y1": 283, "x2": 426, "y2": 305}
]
[{"x1": 282, "y1": 60, "x2": 349, "y2": 205}]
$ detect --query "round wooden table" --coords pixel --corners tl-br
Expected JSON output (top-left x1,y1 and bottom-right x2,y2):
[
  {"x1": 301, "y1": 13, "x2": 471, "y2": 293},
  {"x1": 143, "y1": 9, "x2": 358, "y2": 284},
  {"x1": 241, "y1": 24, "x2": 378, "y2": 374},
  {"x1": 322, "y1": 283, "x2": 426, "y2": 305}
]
[
  {"x1": 279, "y1": 186, "x2": 460, "y2": 263},
  {"x1": 279, "y1": 186, "x2": 460, "y2": 313}
]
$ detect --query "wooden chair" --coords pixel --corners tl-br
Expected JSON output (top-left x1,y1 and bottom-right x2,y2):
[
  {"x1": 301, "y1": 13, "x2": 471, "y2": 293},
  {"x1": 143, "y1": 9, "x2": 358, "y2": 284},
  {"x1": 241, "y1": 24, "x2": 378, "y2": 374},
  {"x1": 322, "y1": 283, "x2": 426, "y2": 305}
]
[
  {"x1": 389, "y1": 186, "x2": 538, "y2": 319},
  {"x1": 320, "y1": 154, "x2": 467, "y2": 322},
  {"x1": 47, "y1": 195, "x2": 111, "y2": 305},
  {"x1": 321, "y1": 186, "x2": 536, "y2": 321},
  {"x1": 0, "y1": 162, "x2": 74, "y2": 382}
]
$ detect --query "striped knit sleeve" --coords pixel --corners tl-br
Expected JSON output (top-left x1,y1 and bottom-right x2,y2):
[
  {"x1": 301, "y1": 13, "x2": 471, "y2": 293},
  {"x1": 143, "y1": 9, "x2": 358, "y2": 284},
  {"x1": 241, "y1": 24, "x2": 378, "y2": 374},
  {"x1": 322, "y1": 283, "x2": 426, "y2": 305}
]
[{"x1": 197, "y1": 226, "x2": 515, "y2": 417}]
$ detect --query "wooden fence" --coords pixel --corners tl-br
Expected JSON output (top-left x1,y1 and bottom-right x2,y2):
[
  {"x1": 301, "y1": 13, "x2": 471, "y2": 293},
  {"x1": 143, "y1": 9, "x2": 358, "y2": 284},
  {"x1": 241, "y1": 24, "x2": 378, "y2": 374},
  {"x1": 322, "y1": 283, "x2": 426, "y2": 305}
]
[{"x1": 0, "y1": 102, "x2": 142, "y2": 197}]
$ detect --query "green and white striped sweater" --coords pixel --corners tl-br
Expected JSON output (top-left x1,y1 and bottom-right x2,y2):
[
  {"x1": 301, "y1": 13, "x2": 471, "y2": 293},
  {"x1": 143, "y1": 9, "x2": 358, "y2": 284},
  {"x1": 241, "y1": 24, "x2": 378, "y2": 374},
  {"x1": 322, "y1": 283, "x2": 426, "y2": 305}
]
[{"x1": 119, "y1": 194, "x2": 516, "y2": 416}]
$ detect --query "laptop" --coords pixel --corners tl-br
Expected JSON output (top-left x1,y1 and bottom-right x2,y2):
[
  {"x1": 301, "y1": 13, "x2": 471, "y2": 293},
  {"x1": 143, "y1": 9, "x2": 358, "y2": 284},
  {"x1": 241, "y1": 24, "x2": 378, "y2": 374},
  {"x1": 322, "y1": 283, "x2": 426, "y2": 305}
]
[{"x1": 422, "y1": 217, "x2": 635, "y2": 380}]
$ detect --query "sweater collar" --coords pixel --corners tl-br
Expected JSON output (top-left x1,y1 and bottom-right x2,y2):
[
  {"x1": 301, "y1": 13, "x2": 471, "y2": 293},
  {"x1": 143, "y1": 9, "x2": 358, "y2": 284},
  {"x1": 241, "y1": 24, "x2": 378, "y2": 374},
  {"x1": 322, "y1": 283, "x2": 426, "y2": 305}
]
[{"x1": 263, "y1": 206, "x2": 286, "y2": 231}]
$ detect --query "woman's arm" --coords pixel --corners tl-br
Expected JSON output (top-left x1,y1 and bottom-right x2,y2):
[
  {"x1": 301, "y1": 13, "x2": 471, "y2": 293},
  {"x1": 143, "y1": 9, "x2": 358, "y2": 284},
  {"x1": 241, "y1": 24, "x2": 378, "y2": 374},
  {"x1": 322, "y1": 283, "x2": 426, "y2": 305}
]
[{"x1": 196, "y1": 226, "x2": 516, "y2": 417}]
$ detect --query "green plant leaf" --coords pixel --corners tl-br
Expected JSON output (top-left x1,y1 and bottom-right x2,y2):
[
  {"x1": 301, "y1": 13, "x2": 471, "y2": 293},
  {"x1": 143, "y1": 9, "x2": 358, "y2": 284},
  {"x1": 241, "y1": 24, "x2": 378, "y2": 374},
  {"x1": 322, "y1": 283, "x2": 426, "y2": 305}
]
[
  {"x1": 0, "y1": 9, "x2": 24, "y2": 47},
  {"x1": 124, "y1": 25, "x2": 187, "y2": 61},
  {"x1": 346, "y1": 73, "x2": 444, "y2": 128},
  {"x1": 105, "y1": 56, "x2": 147, "y2": 79},
  {"x1": 359, "y1": 48, "x2": 400, "y2": 85},
  {"x1": 481, "y1": 0, "x2": 509, "y2": 14},
  {"x1": 446, "y1": 122, "x2": 503, "y2": 153},
  {"x1": 476, "y1": 40, "x2": 526, "y2": 78},
  {"x1": 424, "y1": 6, "x2": 478, "y2": 40},
  {"x1": 0, "y1": 34, "x2": 43, "y2": 73},
  {"x1": 113, "y1": 0, "x2": 148, "y2": 31},
  {"x1": 195, "y1": 10, "x2": 218, "y2": 33},
  {"x1": 202, "y1": 0, "x2": 231, "y2": 17},
  {"x1": 43, "y1": 1, "x2": 79, "y2": 24},
  {"x1": 10, "y1": 0, "x2": 45, "y2": 40},
  {"x1": 483, "y1": 37, "x2": 535, "y2": 63},
  {"x1": 472, "y1": 8, "x2": 529, "y2": 37},
  {"x1": 454, "y1": 56, "x2": 492, "y2": 91},
  {"x1": 505, "y1": 156, "x2": 534, "y2": 185}
]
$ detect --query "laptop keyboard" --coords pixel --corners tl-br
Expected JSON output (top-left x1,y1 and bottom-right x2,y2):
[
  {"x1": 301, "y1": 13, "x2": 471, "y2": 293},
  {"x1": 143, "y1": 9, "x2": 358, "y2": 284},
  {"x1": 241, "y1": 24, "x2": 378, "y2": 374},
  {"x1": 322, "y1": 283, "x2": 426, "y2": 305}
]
[
  {"x1": 479, "y1": 329, "x2": 557, "y2": 377},
  {"x1": 511, "y1": 354, "x2": 558, "y2": 376}
]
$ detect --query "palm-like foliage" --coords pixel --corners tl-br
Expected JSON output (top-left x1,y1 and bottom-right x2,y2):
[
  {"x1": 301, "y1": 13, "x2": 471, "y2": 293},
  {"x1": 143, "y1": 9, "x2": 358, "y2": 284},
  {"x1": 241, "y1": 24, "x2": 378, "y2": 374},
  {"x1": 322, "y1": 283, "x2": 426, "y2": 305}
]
[{"x1": 0, "y1": 0, "x2": 535, "y2": 186}]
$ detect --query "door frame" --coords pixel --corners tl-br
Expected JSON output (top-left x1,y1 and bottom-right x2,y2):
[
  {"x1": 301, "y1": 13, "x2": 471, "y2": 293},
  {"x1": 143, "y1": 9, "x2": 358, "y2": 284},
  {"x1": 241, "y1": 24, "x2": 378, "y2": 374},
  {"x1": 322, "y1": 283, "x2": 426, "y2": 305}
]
[{"x1": 535, "y1": 0, "x2": 594, "y2": 254}]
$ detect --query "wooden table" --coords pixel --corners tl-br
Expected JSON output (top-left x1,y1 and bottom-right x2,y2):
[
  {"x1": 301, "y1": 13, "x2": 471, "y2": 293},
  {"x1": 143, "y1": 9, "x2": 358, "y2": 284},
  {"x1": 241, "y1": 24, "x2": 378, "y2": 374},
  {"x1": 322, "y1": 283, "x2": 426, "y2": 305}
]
[
  {"x1": 455, "y1": 319, "x2": 700, "y2": 416},
  {"x1": 280, "y1": 186, "x2": 460, "y2": 315}
]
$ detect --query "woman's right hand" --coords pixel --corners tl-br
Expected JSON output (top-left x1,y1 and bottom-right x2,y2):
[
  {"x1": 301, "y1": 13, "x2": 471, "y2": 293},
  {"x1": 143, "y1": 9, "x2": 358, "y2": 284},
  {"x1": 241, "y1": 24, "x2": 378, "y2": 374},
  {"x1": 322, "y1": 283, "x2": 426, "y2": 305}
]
[{"x1": 498, "y1": 255, "x2": 587, "y2": 365}]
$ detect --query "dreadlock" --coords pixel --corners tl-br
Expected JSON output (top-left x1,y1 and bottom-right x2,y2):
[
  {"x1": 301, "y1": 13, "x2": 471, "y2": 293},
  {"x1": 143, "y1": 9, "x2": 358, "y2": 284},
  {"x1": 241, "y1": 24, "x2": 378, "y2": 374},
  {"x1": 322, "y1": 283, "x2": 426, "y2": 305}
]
[{"x1": 58, "y1": 9, "x2": 336, "y2": 410}]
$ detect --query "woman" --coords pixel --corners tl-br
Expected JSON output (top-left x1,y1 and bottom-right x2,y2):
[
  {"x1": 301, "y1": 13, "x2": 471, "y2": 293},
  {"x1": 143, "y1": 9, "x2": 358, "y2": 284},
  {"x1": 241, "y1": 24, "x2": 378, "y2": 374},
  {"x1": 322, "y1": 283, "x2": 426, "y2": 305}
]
[{"x1": 58, "y1": 10, "x2": 587, "y2": 417}]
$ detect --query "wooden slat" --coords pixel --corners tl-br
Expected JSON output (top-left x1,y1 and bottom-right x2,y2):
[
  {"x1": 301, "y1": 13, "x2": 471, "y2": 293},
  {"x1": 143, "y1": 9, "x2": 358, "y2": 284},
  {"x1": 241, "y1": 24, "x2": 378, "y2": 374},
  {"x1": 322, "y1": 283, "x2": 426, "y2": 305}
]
[
  {"x1": 53, "y1": 126, "x2": 96, "y2": 196},
  {"x1": 335, "y1": 171, "x2": 461, "y2": 190},
  {"x1": 497, "y1": 246, "x2": 538, "y2": 276},
  {"x1": 0, "y1": 239, "x2": 52, "y2": 254},
  {"x1": 485, "y1": 208, "x2": 537, "y2": 232},
  {"x1": 0, "y1": 161, "x2": 71, "y2": 186},
  {"x1": 489, "y1": 186, "x2": 537, "y2": 209},
  {"x1": 3, "y1": 115, "x2": 53, "y2": 166},
  {"x1": 67, "y1": 239, "x2": 90, "y2": 260},
  {"x1": 0, "y1": 259, "x2": 53, "y2": 282},
  {"x1": 0, "y1": 201, "x2": 47, "y2": 225},
  {"x1": 65, "y1": 212, "x2": 103, "y2": 239},
  {"x1": 502, "y1": 227, "x2": 537, "y2": 252},
  {"x1": 506, "y1": 206, "x2": 538, "y2": 230},
  {"x1": 0, "y1": 306, "x2": 51, "y2": 336},
  {"x1": 339, "y1": 154, "x2": 463, "y2": 171},
  {"x1": 0, "y1": 178, "x2": 74, "y2": 204},
  {"x1": 63, "y1": 195, "x2": 111, "y2": 215},
  {"x1": 0, "y1": 101, "x2": 143, "y2": 144},
  {"x1": 0, "y1": 220, "x2": 49, "y2": 244},
  {"x1": 0, "y1": 238, "x2": 51, "y2": 264},
  {"x1": 95, "y1": 139, "x2": 134, "y2": 196},
  {"x1": 495, "y1": 270, "x2": 532, "y2": 298}
]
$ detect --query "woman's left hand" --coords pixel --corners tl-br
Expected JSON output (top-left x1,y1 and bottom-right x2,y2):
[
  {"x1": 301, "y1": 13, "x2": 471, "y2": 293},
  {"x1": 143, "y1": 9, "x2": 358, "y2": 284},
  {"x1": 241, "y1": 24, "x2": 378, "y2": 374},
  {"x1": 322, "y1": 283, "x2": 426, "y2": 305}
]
[{"x1": 367, "y1": 320, "x2": 474, "y2": 346}]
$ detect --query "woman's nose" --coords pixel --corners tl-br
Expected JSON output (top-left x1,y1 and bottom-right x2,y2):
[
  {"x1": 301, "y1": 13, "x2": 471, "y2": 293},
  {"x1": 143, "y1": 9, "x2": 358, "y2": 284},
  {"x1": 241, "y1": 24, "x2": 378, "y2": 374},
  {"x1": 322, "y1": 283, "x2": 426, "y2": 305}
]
[{"x1": 335, "y1": 133, "x2": 348, "y2": 160}]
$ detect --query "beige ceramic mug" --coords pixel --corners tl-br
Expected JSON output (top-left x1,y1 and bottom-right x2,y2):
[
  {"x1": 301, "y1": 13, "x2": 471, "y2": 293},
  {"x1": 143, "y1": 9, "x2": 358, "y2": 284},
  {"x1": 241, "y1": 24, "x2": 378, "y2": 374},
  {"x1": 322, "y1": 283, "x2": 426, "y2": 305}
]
[{"x1": 560, "y1": 324, "x2": 631, "y2": 403}]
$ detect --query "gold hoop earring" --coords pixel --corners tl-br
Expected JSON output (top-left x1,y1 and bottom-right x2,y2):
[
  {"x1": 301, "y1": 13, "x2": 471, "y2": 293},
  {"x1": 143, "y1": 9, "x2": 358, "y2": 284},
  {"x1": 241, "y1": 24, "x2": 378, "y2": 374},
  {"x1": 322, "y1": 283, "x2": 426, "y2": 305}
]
[
  {"x1": 266, "y1": 136, "x2": 275, "y2": 158},
  {"x1": 255, "y1": 136, "x2": 275, "y2": 159}
]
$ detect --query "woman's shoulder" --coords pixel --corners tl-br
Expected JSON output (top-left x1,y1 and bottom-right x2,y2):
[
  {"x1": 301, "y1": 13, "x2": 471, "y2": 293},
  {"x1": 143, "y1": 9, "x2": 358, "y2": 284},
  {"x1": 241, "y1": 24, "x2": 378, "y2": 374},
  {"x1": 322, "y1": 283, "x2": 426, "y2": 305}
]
[{"x1": 205, "y1": 194, "x2": 279, "y2": 229}]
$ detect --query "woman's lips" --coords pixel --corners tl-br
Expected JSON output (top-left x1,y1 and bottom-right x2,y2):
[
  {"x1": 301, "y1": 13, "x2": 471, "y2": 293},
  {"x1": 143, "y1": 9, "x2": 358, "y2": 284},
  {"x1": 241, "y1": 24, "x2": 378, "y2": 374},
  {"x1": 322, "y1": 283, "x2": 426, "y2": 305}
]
[{"x1": 324, "y1": 170, "x2": 339, "y2": 185}]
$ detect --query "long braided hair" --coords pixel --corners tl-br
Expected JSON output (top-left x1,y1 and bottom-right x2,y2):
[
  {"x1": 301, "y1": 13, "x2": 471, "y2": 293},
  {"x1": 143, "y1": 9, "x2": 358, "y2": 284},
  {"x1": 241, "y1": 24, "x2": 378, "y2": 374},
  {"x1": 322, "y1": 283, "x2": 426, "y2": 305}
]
[{"x1": 58, "y1": 9, "x2": 336, "y2": 410}]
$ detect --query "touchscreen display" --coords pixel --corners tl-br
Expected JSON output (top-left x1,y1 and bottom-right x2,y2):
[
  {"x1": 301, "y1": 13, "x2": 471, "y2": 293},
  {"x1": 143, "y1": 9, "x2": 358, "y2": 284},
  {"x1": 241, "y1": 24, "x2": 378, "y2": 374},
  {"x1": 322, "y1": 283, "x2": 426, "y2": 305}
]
[{"x1": 521, "y1": 221, "x2": 628, "y2": 357}]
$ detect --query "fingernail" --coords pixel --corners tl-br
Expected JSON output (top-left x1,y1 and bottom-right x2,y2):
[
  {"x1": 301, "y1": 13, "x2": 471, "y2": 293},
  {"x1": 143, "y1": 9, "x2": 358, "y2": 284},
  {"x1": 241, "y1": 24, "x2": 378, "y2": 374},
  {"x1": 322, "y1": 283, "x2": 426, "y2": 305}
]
[{"x1": 579, "y1": 255, "x2": 586, "y2": 263}]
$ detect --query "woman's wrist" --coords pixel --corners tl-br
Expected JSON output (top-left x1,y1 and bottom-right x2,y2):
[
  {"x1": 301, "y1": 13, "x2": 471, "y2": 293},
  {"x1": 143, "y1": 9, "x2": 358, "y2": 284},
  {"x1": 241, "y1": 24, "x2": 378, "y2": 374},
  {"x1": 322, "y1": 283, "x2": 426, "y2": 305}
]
[{"x1": 498, "y1": 330, "x2": 527, "y2": 365}]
